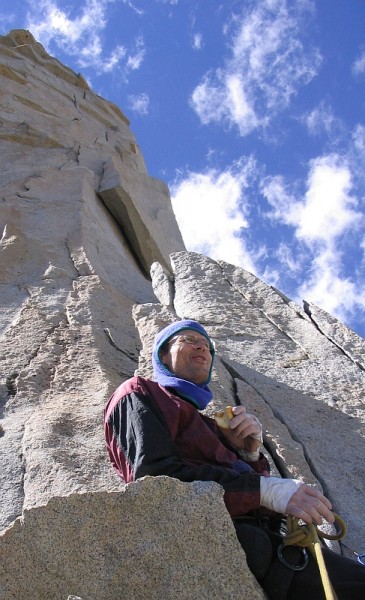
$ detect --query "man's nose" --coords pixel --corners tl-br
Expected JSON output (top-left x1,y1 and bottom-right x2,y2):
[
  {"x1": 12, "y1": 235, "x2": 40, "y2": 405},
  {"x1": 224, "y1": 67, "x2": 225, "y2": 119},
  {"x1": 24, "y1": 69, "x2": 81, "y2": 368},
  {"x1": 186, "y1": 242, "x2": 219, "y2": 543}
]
[{"x1": 194, "y1": 339, "x2": 207, "y2": 350}]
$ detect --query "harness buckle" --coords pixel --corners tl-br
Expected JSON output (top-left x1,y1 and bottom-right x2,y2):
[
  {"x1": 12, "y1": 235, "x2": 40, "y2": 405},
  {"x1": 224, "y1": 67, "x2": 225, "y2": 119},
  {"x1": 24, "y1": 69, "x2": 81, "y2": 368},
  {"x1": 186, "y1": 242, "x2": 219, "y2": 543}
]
[{"x1": 277, "y1": 543, "x2": 309, "y2": 571}]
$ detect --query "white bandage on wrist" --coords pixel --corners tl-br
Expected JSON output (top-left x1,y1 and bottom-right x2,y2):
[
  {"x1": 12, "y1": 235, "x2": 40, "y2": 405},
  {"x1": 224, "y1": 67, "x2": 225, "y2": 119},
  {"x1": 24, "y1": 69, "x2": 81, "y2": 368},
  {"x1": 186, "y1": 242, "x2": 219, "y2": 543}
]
[{"x1": 260, "y1": 477, "x2": 303, "y2": 514}]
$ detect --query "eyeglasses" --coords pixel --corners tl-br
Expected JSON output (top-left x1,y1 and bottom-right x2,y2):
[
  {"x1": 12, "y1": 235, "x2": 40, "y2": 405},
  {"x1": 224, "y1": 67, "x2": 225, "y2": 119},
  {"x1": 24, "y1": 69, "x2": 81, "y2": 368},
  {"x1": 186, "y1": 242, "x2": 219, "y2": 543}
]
[{"x1": 168, "y1": 334, "x2": 214, "y2": 352}]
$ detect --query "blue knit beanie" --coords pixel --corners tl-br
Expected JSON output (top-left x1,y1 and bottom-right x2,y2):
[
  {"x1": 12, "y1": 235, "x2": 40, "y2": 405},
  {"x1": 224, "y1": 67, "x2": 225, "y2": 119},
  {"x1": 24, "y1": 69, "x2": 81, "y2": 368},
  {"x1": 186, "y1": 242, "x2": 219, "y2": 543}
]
[{"x1": 152, "y1": 319, "x2": 215, "y2": 409}]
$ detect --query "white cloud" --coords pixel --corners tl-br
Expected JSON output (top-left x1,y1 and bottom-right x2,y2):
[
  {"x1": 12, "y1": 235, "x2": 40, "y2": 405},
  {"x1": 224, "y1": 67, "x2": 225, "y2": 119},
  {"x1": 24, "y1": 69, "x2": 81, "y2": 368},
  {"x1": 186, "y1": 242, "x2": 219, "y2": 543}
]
[
  {"x1": 101, "y1": 45, "x2": 127, "y2": 72},
  {"x1": 302, "y1": 101, "x2": 339, "y2": 137},
  {"x1": 170, "y1": 147, "x2": 364, "y2": 330},
  {"x1": 26, "y1": 0, "x2": 106, "y2": 45},
  {"x1": 275, "y1": 243, "x2": 303, "y2": 274},
  {"x1": 361, "y1": 238, "x2": 365, "y2": 268},
  {"x1": 127, "y1": 92, "x2": 149, "y2": 115},
  {"x1": 25, "y1": 0, "x2": 145, "y2": 75},
  {"x1": 297, "y1": 254, "x2": 365, "y2": 323},
  {"x1": 121, "y1": 0, "x2": 144, "y2": 15},
  {"x1": 298, "y1": 157, "x2": 360, "y2": 242},
  {"x1": 352, "y1": 49, "x2": 365, "y2": 76},
  {"x1": 170, "y1": 158, "x2": 260, "y2": 273},
  {"x1": 0, "y1": 12, "x2": 16, "y2": 28},
  {"x1": 352, "y1": 124, "x2": 365, "y2": 157},
  {"x1": 190, "y1": 74, "x2": 228, "y2": 125},
  {"x1": 261, "y1": 151, "x2": 364, "y2": 324},
  {"x1": 192, "y1": 33, "x2": 203, "y2": 50},
  {"x1": 226, "y1": 73, "x2": 259, "y2": 130},
  {"x1": 126, "y1": 35, "x2": 145, "y2": 70},
  {"x1": 190, "y1": 0, "x2": 322, "y2": 135},
  {"x1": 262, "y1": 155, "x2": 361, "y2": 244},
  {"x1": 260, "y1": 264, "x2": 282, "y2": 289},
  {"x1": 260, "y1": 174, "x2": 296, "y2": 223}
]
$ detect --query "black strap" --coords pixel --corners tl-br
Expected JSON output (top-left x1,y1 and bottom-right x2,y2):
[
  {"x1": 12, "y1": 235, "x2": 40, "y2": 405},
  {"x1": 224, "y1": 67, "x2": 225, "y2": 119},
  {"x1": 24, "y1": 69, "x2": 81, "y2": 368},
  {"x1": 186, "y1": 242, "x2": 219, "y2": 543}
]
[
  {"x1": 260, "y1": 554, "x2": 298, "y2": 600},
  {"x1": 233, "y1": 516, "x2": 307, "y2": 600}
]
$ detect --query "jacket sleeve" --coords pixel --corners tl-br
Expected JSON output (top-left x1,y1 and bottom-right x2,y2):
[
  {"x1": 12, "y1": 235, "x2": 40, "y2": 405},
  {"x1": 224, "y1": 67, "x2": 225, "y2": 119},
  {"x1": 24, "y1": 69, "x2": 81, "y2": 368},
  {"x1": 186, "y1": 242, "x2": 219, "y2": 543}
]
[{"x1": 106, "y1": 390, "x2": 267, "y2": 517}]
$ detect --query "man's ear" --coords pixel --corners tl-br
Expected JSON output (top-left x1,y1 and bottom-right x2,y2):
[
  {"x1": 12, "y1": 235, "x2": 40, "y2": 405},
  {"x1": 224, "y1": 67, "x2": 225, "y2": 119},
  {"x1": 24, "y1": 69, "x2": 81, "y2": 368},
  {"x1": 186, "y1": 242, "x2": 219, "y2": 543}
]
[
  {"x1": 159, "y1": 347, "x2": 168, "y2": 366},
  {"x1": 159, "y1": 346, "x2": 173, "y2": 372}
]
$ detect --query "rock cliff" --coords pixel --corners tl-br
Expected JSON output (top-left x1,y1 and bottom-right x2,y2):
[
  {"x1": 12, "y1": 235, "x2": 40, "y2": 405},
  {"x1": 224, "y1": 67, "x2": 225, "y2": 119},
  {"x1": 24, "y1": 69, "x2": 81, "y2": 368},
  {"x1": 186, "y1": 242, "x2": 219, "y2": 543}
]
[{"x1": 0, "y1": 29, "x2": 364, "y2": 599}]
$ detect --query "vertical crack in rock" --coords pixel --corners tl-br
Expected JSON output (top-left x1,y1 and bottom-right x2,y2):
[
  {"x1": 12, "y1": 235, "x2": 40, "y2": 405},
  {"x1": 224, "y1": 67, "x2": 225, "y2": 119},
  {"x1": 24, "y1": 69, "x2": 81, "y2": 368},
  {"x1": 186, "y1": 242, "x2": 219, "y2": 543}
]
[
  {"x1": 96, "y1": 185, "x2": 156, "y2": 279},
  {"x1": 95, "y1": 194, "x2": 152, "y2": 279},
  {"x1": 303, "y1": 301, "x2": 365, "y2": 372},
  {"x1": 222, "y1": 359, "x2": 289, "y2": 477},
  {"x1": 103, "y1": 327, "x2": 139, "y2": 364},
  {"x1": 217, "y1": 262, "x2": 311, "y2": 361},
  {"x1": 98, "y1": 156, "x2": 185, "y2": 279},
  {"x1": 64, "y1": 143, "x2": 81, "y2": 167},
  {"x1": 221, "y1": 358, "x2": 332, "y2": 495},
  {"x1": 18, "y1": 449, "x2": 26, "y2": 518},
  {"x1": 5, "y1": 371, "x2": 19, "y2": 397},
  {"x1": 65, "y1": 238, "x2": 94, "y2": 279},
  {"x1": 150, "y1": 261, "x2": 175, "y2": 306},
  {"x1": 71, "y1": 93, "x2": 82, "y2": 122}
]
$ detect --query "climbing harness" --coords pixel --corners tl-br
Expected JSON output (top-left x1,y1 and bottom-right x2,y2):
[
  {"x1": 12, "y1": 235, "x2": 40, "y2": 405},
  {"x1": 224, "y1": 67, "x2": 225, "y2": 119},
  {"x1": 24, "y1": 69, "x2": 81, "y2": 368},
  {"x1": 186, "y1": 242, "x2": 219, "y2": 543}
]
[{"x1": 279, "y1": 513, "x2": 347, "y2": 600}]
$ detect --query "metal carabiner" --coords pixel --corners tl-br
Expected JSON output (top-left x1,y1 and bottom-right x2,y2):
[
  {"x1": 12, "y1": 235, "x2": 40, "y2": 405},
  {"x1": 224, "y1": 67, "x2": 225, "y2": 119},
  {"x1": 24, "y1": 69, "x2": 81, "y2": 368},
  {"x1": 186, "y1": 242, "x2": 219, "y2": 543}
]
[{"x1": 277, "y1": 543, "x2": 309, "y2": 571}]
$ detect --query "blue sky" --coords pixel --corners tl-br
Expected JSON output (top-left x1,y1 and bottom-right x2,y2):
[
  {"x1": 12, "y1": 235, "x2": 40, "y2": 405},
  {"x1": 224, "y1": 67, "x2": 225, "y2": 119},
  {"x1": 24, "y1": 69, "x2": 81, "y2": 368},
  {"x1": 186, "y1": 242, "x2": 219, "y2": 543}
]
[{"x1": 1, "y1": 0, "x2": 365, "y2": 338}]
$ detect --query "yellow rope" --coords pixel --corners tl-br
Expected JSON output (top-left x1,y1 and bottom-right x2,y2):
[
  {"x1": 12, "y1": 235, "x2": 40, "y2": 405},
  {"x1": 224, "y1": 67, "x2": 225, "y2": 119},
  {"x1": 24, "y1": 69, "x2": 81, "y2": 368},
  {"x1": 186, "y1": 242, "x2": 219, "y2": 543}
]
[{"x1": 283, "y1": 513, "x2": 347, "y2": 600}]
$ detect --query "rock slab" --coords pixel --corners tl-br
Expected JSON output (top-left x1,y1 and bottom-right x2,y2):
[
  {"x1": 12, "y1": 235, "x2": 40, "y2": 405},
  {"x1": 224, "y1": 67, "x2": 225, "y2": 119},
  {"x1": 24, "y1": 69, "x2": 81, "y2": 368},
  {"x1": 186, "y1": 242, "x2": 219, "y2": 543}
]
[{"x1": 0, "y1": 477, "x2": 266, "y2": 600}]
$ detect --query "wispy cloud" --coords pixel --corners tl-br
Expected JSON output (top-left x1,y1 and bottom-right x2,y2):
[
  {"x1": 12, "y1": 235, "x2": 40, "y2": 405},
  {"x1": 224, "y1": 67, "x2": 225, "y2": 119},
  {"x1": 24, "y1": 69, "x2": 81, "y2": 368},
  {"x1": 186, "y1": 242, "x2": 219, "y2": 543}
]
[
  {"x1": 192, "y1": 33, "x2": 203, "y2": 51},
  {"x1": 302, "y1": 101, "x2": 341, "y2": 138},
  {"x1": 25, "y1": 0, "x2": 145, "y2": 75},
  {"x1": 121, "y1": 0, "x2": 144, "y2": 16},
  {"x1": 0, "y1": 11, "x2": 16, "y2": 27},
  {"x1": 275, "y1": 243, "x2": 303, "y2": 275},
  {"x1": 126, "y1": 35, "x2": 145, "y2": 71},
  {"x1": 352, "y1": 49, "x2": 365, "y2": 76},
  {"x1": 127, "y1": 92, "x2": 149, "y2": 115},
  {"x1": 353, "y1": 124, "x2": 365, "y2": 151},
  {"x1": 190, "y1": 0, "x2": 322, "y2": 136}
]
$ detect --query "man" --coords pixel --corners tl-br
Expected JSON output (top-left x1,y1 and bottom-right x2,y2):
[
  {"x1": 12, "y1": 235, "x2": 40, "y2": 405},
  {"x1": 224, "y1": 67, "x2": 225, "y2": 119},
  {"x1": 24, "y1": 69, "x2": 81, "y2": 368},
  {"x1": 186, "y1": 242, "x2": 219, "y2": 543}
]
[{"x1": 104, "y1": 319, "x2": 365, "y2": 599}]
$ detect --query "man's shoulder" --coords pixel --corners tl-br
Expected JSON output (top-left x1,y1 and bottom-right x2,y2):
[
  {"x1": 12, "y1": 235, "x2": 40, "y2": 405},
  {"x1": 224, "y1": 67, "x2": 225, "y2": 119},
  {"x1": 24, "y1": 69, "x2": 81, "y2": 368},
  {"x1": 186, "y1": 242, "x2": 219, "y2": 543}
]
[
  {"x1": 113, "y1": 375, "x2": 159, "y2": 399},
  {"x1": 104, "y1": 376, "x2": 160, "y2": 422}
]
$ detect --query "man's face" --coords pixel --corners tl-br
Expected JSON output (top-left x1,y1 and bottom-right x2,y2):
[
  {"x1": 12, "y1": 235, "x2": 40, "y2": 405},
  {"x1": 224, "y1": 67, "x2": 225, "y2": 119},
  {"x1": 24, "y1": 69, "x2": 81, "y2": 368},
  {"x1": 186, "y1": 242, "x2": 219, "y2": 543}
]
[{"x1": 161, "y1": 329, "x2": 213, "y2": 385}]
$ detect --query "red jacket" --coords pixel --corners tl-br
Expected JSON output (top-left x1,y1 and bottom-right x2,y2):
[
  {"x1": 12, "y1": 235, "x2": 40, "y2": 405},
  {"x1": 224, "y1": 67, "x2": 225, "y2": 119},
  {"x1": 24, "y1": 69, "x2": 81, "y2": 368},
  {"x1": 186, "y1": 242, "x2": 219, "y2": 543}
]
[{"x1": 104, "y1": 376, "x2": 270, "y2": 518}]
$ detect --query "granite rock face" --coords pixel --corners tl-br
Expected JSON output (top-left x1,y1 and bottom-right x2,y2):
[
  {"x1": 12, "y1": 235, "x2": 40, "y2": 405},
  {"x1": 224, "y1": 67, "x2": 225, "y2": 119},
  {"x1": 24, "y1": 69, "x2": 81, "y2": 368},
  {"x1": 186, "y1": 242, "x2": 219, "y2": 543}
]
[
  {"x1": 1, "y1": 29, "x2": 365, "y2": 599},
  {"x1": 0, "y1": 28, "x2": 185, "y2": 530},
  {"x1": 0, "y1": 477, "x2": 266, "y2": 600}
]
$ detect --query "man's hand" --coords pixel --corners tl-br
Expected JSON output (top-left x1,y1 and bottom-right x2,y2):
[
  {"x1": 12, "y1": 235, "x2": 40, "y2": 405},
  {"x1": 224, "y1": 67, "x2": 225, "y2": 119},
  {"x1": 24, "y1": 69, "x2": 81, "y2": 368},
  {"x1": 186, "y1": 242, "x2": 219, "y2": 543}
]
[
  {"x1": 286, "y1": 484, "x2": 335, "y2": 525},
  {"x1": 220, "y1": 405, "x2": 262, "y2": 451}
]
